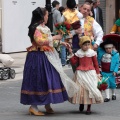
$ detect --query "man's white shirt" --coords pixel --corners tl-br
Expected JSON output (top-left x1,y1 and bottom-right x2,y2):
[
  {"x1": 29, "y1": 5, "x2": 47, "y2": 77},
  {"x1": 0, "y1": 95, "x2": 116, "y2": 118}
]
[{"x1": 80, "y1": 17, "x2": 103, "y2": 46}]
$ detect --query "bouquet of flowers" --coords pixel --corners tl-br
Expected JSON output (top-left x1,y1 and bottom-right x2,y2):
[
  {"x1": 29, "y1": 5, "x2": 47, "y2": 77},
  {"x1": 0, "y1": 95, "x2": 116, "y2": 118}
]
[
  {"x1": 55, "y1": 22, "x2": 73, "y2": 38},
  {"x1": 98, "y1": 77, "x2": 109, "y2": 91}
]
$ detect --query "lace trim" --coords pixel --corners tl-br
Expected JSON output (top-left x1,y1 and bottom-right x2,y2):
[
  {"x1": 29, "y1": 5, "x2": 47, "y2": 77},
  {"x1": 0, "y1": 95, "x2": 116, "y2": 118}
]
[{"x1": 75, "y1": 49, "x2": 96, "y2": 58}]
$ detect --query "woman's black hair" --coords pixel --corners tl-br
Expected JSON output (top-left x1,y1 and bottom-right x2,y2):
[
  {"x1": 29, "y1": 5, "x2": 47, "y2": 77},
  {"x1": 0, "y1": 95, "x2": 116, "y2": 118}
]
[
  {"x1": 28, "y1": 7, "x2": 47, "y2": 42},
  {"x1": 66, "y1": 0, "x2": 76, "y2": 9},
  {"x1": 59, "y1": 6, "x2": 65, "y2": 15}
]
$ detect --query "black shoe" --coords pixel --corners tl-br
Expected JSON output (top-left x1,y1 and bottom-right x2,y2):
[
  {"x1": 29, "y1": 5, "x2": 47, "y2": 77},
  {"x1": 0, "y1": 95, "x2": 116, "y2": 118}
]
[
  {"x1": 112, "y1": 95, "x2": 116, "y2": 100},
  {"x1": 86, "y1": 111, "x2": 91, "y2": 115},
  {"x1": 62, "y1": 64, "x2": 65, "y2": 66},
  {"x1": 104, "y1": 98, "x2": 110, "y2": 102},
  {"x1": 79, "y1": 104, "x2": 84, "y2": 112}
]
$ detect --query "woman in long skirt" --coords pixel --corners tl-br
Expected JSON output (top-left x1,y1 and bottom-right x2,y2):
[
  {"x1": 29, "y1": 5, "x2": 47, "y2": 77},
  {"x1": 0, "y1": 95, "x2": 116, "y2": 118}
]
[{"x1": 20, "y1": 7, "x2": 78, "y2": 116}]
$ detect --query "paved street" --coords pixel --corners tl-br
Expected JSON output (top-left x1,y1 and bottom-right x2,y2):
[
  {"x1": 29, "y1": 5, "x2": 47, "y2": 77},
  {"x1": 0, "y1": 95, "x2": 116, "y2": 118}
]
[{"x1": 0, "y1": 52, "x2": 120, "y2": 120}]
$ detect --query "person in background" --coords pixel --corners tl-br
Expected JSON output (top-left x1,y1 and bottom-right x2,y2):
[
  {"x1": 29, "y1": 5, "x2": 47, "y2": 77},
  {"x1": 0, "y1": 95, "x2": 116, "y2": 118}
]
[
  {"x1": 85, "y1": 0, "x2": 94, "y2": 17},
  {"x1": 59, "y1": 6, "x2": 65, "y2": 15},
  {"x1": 59, "y1": 6, "x2": 67, "y2": 66},
  {"x1": 61, "y1": 0, "x2": 83, "y2": 31},
  {"x1": 79, "y1": 2, "x2": 103, "y2": 51},
  {"x1": 69, "y1": 2, "x2": 103, "y2": 73},
  {"x1": 61, "y1": 0, "x2": 83, "y2": 68},
  {"x1": 52, "y1": 0, "x2": 61, "y2": 34},
  {"x1": 52, "y1": 2, "x2": 70, "y2": 66},
  {"x1": 69, "y1": 36, "x2": 103, "y2": 115},
  {"x1": 110, "y1": 10, "x2": 120, "y2": 34},
  {"x1": 97, "y1": 38, "x2": 119, "y2": 102},
  {"x1": 92, "y1": 0, "x2": 104, "y2": 29}
]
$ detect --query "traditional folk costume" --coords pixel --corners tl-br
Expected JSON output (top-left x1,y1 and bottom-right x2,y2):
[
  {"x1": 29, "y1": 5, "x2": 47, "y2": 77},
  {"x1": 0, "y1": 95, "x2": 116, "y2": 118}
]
[
  {"x1": 62, "y1": 0, "x2": 83, "y2": 25},
  {"x1": 69, "y1": 36, "x2": 103, "y2": 114},
  {"x1": 61, "y1": 0, "x2": 83, "y2": 38},
  {"x1": 72, "y1": 14, "x2": 104, "y2": 60},
  {"x1": 110, "y1": 18, "x2": 120, "y2": 34},
  {"x1": 71, "y1": 14, "x2": 103, "y2": 51},
  {"x1": 61, "y1": 0, "x2": 83, "y2": 72},
  {"x1": 20, "y1": 7, "x2": 78, "y2": 107},
  {"x1": 71, "y1": 15, "x2": 103, "y2": 72},
  {"x1": 81, "y1": 16, "x2": 103, "y2": 46},
  {"x1": 97, "y1": 38, "x2": 119, "y2": 102}
]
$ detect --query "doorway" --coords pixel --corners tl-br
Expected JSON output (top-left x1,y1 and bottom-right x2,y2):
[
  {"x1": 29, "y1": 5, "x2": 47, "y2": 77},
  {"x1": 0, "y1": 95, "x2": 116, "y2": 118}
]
[{"x1": 116, "y1": 0, "x2": 120, "y2": 19}]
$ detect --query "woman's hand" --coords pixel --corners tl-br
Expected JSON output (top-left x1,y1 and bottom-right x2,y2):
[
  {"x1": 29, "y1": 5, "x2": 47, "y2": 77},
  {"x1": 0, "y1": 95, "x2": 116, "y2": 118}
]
[
  {"x1": 98, "y1": 74, "x2": 102, "y2": 80},
  {"x1": 68, "y1": 47, "x2": 73, "y2": 55},
  {"x1": 61, "y1": 42, "x2": 71, "y2": 49},
  {"x1": 53, "y1": 34, "x2": 62, "y2": 40}
]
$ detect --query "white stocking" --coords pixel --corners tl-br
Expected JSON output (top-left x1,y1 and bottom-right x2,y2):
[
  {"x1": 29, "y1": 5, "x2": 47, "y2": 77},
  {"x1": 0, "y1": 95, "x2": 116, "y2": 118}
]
[
  {"x1": 105, "y1": 89, "x2": 110, "y2": 99},
  {"x1": 111, "y1": 89, "x2": 116, "y2": 96}
]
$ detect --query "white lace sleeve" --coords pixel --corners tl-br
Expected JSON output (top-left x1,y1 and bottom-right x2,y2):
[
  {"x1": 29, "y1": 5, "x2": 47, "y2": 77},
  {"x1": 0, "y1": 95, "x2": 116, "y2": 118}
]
[
  {"x1": 75, "y1": 49, "x2": 97, "y2": 58},
  {"x1": 93, "y1": 20, "x2": 103, "y2": 46}
]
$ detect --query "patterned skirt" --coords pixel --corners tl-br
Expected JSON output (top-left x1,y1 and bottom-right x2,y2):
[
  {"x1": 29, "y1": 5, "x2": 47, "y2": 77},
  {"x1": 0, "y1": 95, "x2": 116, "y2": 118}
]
[{"x1": 20, "y1": 51, "x2": 68, "y2": 105}]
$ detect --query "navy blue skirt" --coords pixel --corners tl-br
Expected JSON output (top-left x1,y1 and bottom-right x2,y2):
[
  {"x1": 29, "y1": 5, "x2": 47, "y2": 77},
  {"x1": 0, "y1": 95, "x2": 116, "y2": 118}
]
[{"x1": 20, "y1": 51, "x2": 68, "y2": 105}]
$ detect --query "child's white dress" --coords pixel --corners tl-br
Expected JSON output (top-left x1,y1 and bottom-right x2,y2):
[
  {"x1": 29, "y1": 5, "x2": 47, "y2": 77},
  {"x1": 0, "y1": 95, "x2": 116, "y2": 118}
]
[{"x1": 70, "y1": 49, "x2": 103, "y2": 104}]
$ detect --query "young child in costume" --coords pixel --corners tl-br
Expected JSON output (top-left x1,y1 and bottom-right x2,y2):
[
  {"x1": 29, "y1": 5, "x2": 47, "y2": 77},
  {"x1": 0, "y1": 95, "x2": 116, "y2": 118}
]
[
  {"x1": 97, "y1": 38, "x2": 119, "y2": 102},
  {"x1": 69, "y1": 36, "x2": 103, "y2": 115},
  {"x1": 20, "y1": 7, "x2": 79, "y2": 116}
]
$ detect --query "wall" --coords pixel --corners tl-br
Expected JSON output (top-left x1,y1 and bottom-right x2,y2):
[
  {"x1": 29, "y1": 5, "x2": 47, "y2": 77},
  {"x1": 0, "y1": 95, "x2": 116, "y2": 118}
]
[
  {"x1": 0, "y1": 0, "x2": 1, "y2": 29},
  {"x1": 106, "y1": 0, "x2": 115, "y2": 34},
  {"x1": 0, "y1": 0, "x2": 1, "y2": 52},
  {"x1": 2, "y1": 0, "x2": 45, "y2": 53}
]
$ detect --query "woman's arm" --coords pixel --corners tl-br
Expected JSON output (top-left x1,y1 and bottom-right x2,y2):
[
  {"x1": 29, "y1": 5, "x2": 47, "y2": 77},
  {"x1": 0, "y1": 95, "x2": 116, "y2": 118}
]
[
  {"x1": 52, "y1": 34, "x2": 62, "y2": 40},
  {"x1": 34, "y1": 29, "x2": 49, "y2": 46}
]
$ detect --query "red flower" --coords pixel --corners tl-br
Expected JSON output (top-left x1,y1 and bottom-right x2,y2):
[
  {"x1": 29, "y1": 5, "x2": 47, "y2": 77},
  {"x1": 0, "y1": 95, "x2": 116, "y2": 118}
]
[
  {"x1": 55, "y1": 23, "x2": 59, "y2": 28},
  {"x1": 99, "y1": 84, "x2": 108, "y2": 91},
  {"x1": 63, "y1": 22, "x2": 68, "y2": 25},
  {"x1": 71, "y1": 21, "x2": 81, "y2": 30},
  {"x1": 66, "y1": 24, "x2": 71, "y2": 30},
  {"x1": 54, "y1": 22, "x2": 73, "y2": 37}
]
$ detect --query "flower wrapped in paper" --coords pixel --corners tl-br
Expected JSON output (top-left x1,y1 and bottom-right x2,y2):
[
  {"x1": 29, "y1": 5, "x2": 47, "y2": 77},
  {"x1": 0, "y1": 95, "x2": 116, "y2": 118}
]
[
  {"x1": 98, "y1": 77, "x2": 109, "y2": 91},
  {"x1": 55, "y1": 22, "x2": 73, "y2": 39}
]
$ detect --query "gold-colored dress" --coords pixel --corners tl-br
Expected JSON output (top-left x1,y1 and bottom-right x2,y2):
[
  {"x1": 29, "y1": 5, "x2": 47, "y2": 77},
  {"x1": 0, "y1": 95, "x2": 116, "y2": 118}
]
[{"x1": 63, "y1": 9, "x2": 80, "y2": 24}]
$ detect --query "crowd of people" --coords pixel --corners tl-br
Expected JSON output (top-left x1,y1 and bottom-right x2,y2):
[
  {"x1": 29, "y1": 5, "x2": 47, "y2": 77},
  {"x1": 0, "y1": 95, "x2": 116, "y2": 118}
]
[{"x1": 20, "y1": 0, "x2": 120, "y2": 116}]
